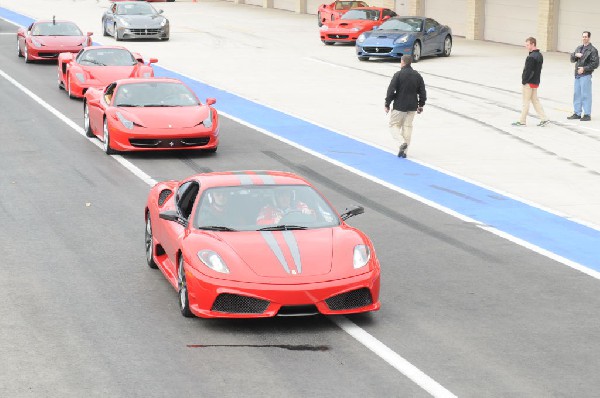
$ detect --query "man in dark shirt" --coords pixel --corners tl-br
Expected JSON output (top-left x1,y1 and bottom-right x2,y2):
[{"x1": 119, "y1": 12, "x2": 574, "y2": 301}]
[
  {"x1": 568, "y1": 31, "x2": 599, "y2": 121},
  {"x1": 512, "y1": 37, "x2": 549, "y2": 127},
  {"x1": 385, "y1": 55, "x2": 426, "y2": 158}
]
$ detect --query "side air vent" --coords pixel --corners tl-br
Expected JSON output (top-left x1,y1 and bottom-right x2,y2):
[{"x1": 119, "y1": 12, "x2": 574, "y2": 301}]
[
  {"x1": 211, "y1": 293, "x2": 269, "y2": 314},
  {"x1": 325, "y1": 288, "x2": 372, "y2": 311},
  {"x1": 158, "y1": 189, "x2": 172, "y2": 206}
]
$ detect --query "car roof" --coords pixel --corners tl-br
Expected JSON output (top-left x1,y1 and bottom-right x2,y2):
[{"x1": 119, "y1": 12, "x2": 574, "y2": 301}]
[
  {"x1": 186, "y1": 171, "x2": 312, "y2": 189},
  {"x1": 116, "y1": 77, "x2": 183, "y2": 85}
]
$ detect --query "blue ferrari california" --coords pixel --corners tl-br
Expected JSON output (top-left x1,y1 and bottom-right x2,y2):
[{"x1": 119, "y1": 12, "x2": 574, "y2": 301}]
[{"x1": 355, "y1": 16, "x2": 452, "y2": 62}]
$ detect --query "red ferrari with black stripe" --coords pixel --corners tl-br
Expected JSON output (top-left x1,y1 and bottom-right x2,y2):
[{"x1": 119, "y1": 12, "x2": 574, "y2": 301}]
[
  {"x1": 17, "y1": 19, "x2": 92, "y2": 63},
  {"x1": 58, "y1": 46, "x2": 157, "y2": 99},
  {"x1": 144, "y1": 171, "x2": 381, "y2": 318},
  {"x1": 83, "y1": 78, "x2": 219, "y2": 154}
]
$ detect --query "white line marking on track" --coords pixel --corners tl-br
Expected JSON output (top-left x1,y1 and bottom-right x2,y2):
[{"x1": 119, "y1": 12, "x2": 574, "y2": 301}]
[{"x1": 0, "y1": 65, "x2": 456, "y2": 398}]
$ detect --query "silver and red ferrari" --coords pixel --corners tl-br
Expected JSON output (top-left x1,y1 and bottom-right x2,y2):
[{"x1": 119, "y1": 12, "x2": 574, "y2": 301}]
[
  {"x1": 17, "y1": 19, "x2": 92, "y2": 63},
  {"x1": 145, "y1": 170, "x2": 381, "y2": 318}
]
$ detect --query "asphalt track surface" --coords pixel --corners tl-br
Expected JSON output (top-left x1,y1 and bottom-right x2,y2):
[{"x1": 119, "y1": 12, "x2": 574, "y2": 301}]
[{"x1": 1, "y1": 16, "x2": 600, "y2": 398}]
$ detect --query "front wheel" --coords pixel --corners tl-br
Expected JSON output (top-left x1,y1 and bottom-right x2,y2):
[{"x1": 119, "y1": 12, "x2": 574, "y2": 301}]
[
  {"x1": 317, "y1": 12, "x2": 322, "y2": 27},
  {"x1": 412, "y1": 41, "x2": 421, "y2": 63},
  {"x1": 17, "y1": 39, "x2": 23, "y2": 57},
  {"x1": 358, "y1": 56, "x2": 369, "y2": 62},
  {"x1": 84, "y1": 103, "x2": 94, "y2": 138},
  {"x1": 103, "y1": 118, "x2": 117, "y2": 155},
  {"x1": 67, "y1": 75, "x2": 75, "y2": 99},
  {"x1": 145, "y1": 216, "x2": 158, "y2": 269},
  {"x1": 323, "y1": 41, "x2": 335, "y2": 46},
  {"x1": 23, "y1": 44, "x2": 31, "y2": 63},
  {"x1": 439, "y1": 35, "x2": 452, "y2": 57},
  {"x1": 178, "y1": 255, "x2": 194, "y2": 318},
  {"x1": 113, "y1": 25, "x2": 121, "y2": 41}
]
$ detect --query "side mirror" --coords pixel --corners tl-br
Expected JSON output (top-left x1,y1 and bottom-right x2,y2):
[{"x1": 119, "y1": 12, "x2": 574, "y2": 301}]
[
  {"x1": 159, "y1": 210, "x2": 180, "y2": 222},
  {"x1": 206, "y1": 98, "x2": 216, "y2": 105},
  {"x1": 87, "y1": 32, "x2": 93, "y2": 37},
  {"x1": 340, "y1": 205, "x2": 364, "y2": 221},
  {"x1": 427, "y1": 27, "x2": 435, "y2": 34},
  {"x1": 148, "y1": 57, "x2": 158, "y2": 64},
  {"x1": 63, "y1": 58, "x2": 72, "y2": 64}
]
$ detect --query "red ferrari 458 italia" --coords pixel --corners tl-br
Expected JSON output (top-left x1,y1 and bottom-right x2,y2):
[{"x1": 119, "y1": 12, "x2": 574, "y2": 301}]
[
  {"x1": 320, "y1": 7, "x2": 396, "y2": 44},
  {"x1": 317, "y1": 0, "x2": 368, "y2": 27},
  {"x1": 17, "y1": 19, "x2": 92, "y2": 63},
  {"x1": 83, "y1": 78, "x2": 219, "y2": 154},
  {"x1": 144, "y1": 171, "x2": 381, "y2": 318},
  {"x1": 58, "y1": 46, "x2": 157, "y2": 99}
]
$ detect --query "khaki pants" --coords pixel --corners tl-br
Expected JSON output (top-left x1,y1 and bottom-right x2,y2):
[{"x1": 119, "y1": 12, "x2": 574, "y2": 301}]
[
  {"x1": 389, "y1": 110, "x2": 416, "y2": 151},
  {"x1": 519, "y1": 84, "x2": 547, "y2": 124}
]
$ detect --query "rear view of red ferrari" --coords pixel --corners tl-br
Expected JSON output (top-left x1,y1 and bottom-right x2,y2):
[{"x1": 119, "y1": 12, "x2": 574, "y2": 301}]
[{"x1": 145, "y1": 171, "x2": 381, "y2": 318}]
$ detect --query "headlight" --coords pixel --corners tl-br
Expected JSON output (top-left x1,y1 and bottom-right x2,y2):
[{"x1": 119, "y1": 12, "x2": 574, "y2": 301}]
[
  {"x1": 357, "y1": 33, "x2": 366, "y2": 43},
  {"x1": 353, "y1": 245, "x2": 370, "y2": 269},
  {"x1": 160, "y1": 18, "x2": 168, "y2": 27},
  {"x1": 202, "y1": 109, "x2": 213, "y2": 128},
  {"x1": 320, "y1": 25, "x2": 328, "y2": 31},
  {"x1": 394, "y1": 36, "x2": 409, "y2": 44},
  {"x1": 116, "y1": 112, "x2": 134, "y2": 130},
  {"x1": 351, "y1": 27, "x2": 360, "y2": 32},
  {"x1": 75, "y1": 73, "x2": 85, "y2": 83},
  {"x1": 119, "y1": 18, "x2": 130, "y2": 27},
  {"x1": 31, "y1": 38, "x2": 43, "y2": 47},
  {"x1": 198, "y1": 250, "x2": 229, "y2": 274}
]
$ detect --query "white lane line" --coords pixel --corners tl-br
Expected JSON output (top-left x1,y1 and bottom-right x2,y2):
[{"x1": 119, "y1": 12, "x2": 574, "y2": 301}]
[
  {"x1": 0, "y1": 68, "x2": 157, "y2": 187},
  {"x1": 1, "y1": 66, "x2": 457, "y2": 398},
  {"x1": 333, "y1": 317, "x2": 457, "y2": 398}
]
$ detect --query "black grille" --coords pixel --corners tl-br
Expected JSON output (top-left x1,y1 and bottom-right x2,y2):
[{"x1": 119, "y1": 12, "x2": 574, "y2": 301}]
[
  {"x1": 38, "y1": 52, "x2": 59, "y2": 58},
  {"x1": 327, "y1": 34, "x2": 349, "y2": 39},
  {"x1": 157, "y1": 189, "x2": 172, "y2": 206},
  {"x1": 211, "y1": 293, "x2": 269, "y2": 314},
  {"x1": 129, "y1": 137, "x2": 210, "y2": 148},
  {"x1": 277, "y1": 305, "x2": 319, "y2": 316},
  {"x1": 129, "y1": 28, "x2": 161, "y2": 36},
  {"x1": 363, "y1": 47, "x2": 392, "y2": 54},
  {"x1": 325, "y1": 288, "x2": 372, "y2": 311}
]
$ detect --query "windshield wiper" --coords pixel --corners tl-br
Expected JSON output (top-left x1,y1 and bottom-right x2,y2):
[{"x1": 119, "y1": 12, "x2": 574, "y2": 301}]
[
  {"x1": 116, "y1": 104, "x2": 142, "y2": 107},
  {"x1": 82, "y1": 59, "x2": 106, "y2": 66},
  {"x1": 258, "y1": 225, "x2": 307, "y2": 231},
  {"x1": 198, "y1": 225, "x2": 238, "y2": 231}
]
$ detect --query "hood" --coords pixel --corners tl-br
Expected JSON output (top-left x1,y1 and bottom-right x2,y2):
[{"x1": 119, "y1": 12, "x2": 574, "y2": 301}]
[
  {"x1": 118, "y1": 14, "x2": 165, "y2": 28},
  {"x1": 363, "y1": 31, "x2": 409, "y2": 43},
  {"x1": 330, "y1": 20, "x2": 372, "y2": 29},
  {"x1": 81, "y1": 65, "x2": 144, "y2": 86},
  {"x1": 222, "y1": 229, "x2": 334, "y2": 278},
  {"x1": 33, "y1": 36, "x2": 86, "y2": 47},
  {"x1": 117, "y1": 106, "x2": 208, "y2": 129}
]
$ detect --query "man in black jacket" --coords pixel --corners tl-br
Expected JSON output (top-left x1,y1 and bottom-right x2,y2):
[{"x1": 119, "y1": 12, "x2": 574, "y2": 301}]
[
  {"x1": 385, "y1": 55, "x2": 426, "y2": 158},
  {"x1": 568, "y1": 31, "x2": 599, "y2": 121},
  {"x1": 512, "y1": 37, "x2": 549, "y2": 127}
]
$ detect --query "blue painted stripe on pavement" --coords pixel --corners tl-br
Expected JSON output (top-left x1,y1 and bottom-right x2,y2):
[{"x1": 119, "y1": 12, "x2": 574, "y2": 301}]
[{"x1": 2, "y1": 7, "x2": 599, "y2": 272}]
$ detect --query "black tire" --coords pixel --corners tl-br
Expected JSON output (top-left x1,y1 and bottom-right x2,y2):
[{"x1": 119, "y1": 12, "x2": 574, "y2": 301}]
[
  {"x1": 102, "y1": 20, "x2": 109, "y2": 37},
  {"x1": 145, "y1": 216, "x2": 158, "y2": 269},
  {"x1": 67, "y1": 75, "x2": 76, "y2": 99},
  {"x1": 439, "y1": 35, "x2": 452, "y2": 57},
  {"x1": 84, "y1": 102, "x2": 94, "y2": 138},
  {"x1": 113, "y1": 25, "x2": 121, "y2": 41},
  {"x1": 317, "y1": 12, "x2": 322, "y2": 27},
  {"x1": 162, "y1": 37, "x2": 170, "y2": 41},
  {"x1": 323, "y1": 41, "x2": 335, "y2": 46},
  {"x1": 103, "y1": 118, "x2": 117, "y2": 155},
  {"x1": 24, "y1": 44, "x2": 31, "y2": 63},
  {"x1": 204, "y1": 147, "x2": 217, "y2": 153},
  {"x1": 17, "y1": 39, "x2": 23, "y2": 57},
  {"x1": 58, "y1": 70, "x2": 64, "y2": 90},
  {"x1": 358, "y1": 56, "x2": 369, "y2": 62},
  {"x1": 177, "y1": 255, "x2": 194, "y2": 318},
  {"x1": 412, "y1": 41, "x2": 421, "y2": 63}
]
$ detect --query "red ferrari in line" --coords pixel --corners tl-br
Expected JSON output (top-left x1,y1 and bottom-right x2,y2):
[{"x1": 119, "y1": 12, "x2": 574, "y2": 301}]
[
  {"x1": 144, "y1": 171, "x2": 381, "y2": 318},
  {"x1": 320, "y1": 7, "x2": 396, "y2": 45},
  {"x1": 17, "y1": 19, "x2": 92, "y2": 63},
  {"x1": 58, "y1": 46, "x2": 157, "y2": 99},
  {"x1": 317, "y1": 0, "x2": 368, "y2": 27},
  {"x1": 83, "y1": 78, "x2": 219, "y2": 154}
]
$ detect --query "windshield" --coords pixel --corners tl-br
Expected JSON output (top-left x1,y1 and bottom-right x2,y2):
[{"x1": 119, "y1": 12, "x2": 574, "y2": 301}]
[
  {"x1": 113, "y1": 82, "x2": 199, "y2": 107},
  {"x1": 31, "y1": 22, "x2": 82, "y2": 36},
  {"x1": 116, "y1": 3, "x2": 156, "y2": 15},
  {"x1": 194, "y1": 185, "x2": 340, "y2": 231},
  {"x1": 334, "y1": 1, "x2": 368, "y2": 10},
  {"x1": 379, "y1": 17, "x2": 422, "y2": 32},
  {"x1": 77, "y1": 48, "x2": 136, "y2": 66},
  {"x1": 342, "y1": 9, "x2": 380, "y2": 21}
]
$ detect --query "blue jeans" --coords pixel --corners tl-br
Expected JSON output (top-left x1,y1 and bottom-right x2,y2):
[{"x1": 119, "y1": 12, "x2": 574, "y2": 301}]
[{"x1": 573, "y1": 74, "x2": 592, "y2": 116}]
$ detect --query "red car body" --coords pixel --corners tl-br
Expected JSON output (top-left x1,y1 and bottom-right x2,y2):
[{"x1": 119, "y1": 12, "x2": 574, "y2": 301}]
[
  {"x1": 320, "y1": 7, "x2": 396, "y2": 44},
  {"x1": 83, "y1": 77, "x2": 219, "y2": 154},
  {"x1": 144, "y1": 171, "x2": 381, "y2": 319},
  {"x1": 317, "y1": 0, "x2": 369, "y2": 27},
  {"x1": 58, "y1": 46, "x2": 157, "y2": 99},
  {"x1": 16, "y1": 20, "x2": 92, "y2": 63}
]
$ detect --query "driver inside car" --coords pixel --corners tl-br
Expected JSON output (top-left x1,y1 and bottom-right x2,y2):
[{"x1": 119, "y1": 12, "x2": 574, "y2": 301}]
[{"x1": 256, "y1": 188, "x2": 314, "y2": 225}]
